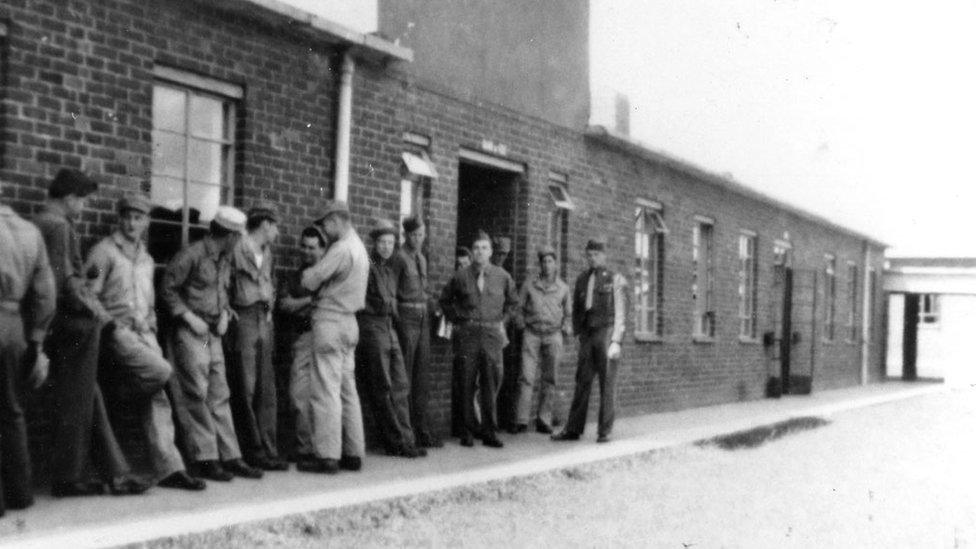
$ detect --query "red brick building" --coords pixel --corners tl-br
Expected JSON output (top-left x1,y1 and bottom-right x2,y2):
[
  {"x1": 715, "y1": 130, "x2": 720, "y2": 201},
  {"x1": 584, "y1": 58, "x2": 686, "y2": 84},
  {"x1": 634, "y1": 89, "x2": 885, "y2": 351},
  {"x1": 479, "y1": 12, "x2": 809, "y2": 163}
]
[{"x1": 0, "y1": 0, "x2": 885, "y2": 471}]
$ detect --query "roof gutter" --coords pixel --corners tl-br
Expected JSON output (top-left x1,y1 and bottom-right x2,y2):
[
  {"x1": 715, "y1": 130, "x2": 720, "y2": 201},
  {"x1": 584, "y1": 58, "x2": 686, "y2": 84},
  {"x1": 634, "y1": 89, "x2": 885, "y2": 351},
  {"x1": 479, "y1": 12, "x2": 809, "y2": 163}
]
[
  {"x1": 199, "y1": 0, "x2": 413, "y2": 63},
  {"x1": 585, "y1": 125, "x2": 887, "y2": 249}
]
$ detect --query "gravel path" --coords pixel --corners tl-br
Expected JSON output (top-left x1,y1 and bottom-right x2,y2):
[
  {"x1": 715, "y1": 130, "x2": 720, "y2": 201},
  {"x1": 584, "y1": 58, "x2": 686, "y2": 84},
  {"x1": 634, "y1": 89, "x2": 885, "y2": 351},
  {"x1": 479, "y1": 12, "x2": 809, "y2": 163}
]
[{"x1": 151, "y1": 388, "x2": 976, "y2": 548}]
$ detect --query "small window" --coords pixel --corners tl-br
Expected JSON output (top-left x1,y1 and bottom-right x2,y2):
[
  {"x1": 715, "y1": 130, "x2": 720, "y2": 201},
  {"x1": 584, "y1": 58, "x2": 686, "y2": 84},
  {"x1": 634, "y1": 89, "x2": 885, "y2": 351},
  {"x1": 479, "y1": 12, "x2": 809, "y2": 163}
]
[
  {"x1": 547, "y1": 173, "x2": 574, "y2": 275},
  {"x1": 149, "y1": 73, "x2": 239, "y2": 264},
  {"x1": 634, "y1": 203, "x2": 666, "y2": 338},
  {"x1": 693, "y1": 219, "x2": 715, "y2": 338},
  {"x1": 738, "y1": 232, "x2": 758, "y2": 339},
  {"x1": 823, "y1": 255, "x2": 836, "y2": 341},
  {"x1": 920, "y1": 294, "x2": 940, "y2": 325},
  {"x1": 846, "y1": 262, "x2": 859, "y2": 342},
  {"x1": 399, "y1": 144, "x2": 436, "y2": 244}
]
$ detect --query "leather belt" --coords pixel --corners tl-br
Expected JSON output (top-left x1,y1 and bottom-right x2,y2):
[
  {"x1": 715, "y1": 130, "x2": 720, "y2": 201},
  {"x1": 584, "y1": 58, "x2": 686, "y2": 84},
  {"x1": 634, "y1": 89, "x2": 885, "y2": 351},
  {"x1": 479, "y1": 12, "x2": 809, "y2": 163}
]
[{"x1": 398, "y1": 302, "x2": 427, "y2": 309}]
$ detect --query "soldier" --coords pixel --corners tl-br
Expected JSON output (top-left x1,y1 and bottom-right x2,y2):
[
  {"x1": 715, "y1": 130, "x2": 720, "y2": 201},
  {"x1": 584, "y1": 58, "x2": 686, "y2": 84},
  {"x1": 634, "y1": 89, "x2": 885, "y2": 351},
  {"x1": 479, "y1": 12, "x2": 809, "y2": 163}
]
[
  {"x1": 278, "y1": 226, "x2": 327, "y2": 463},
  {"x1": 396, "y1": 216, "x2": 441, "y2": 448},
  {"x1": 440, "y1": 230, "x2": 518, "y2": 448},
  {"x1": 226, "y1": 201, "x2": 287, "y2": 471},
  {"x1": 162, "y1": 205, "x2": 262, "y2": 483},
  {"x1": 34, "y1": 169, "x2": 148, "y2": 497},
  {"x1": 86, "y1": 194, "x2": 208, "y2": 490},
  {"x1": 300, "y1": 200, "x2": 369, "y2": 474},
  {"x1": 512, "y1": 245, "x2": 572, "y2": 434},
  {"x1": 552, "y1": 238, "x2": 627, "y2": 444},
  {"x1": 450, "y1": 246, "x2": 472, "y2": 437},
  {"x1": 492, "y1": 235, "x2": 519, "y2": 431},
  {"x1": 358, "y1": 219, "x2": 425, "y2": 458},
  {"x1": 455, "y1": 246, "x2": 472, "y2": 271},
  {"x1": 491, "y1": 236, "x2": 511, "y2": 270},
  {"x1": 0, "y1": 189, "x2": 55, "y2": 515}
]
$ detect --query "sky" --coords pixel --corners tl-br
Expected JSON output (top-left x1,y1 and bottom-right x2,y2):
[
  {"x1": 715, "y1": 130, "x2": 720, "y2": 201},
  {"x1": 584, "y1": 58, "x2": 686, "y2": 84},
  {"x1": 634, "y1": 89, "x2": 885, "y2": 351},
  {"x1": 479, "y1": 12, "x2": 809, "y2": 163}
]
[
  {"x1": 278, "y1": 0, "x2": 975, "y2": 257},
  {"x1": 590, "y1": 0, "x2": 976, "y2": 257}
]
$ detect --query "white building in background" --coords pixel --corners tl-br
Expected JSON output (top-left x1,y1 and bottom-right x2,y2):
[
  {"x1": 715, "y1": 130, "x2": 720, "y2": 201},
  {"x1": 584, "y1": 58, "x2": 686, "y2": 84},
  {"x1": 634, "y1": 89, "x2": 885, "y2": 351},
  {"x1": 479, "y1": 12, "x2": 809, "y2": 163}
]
[{"x1": 885, "y1": 258, "x2": 976, "y2": 386}]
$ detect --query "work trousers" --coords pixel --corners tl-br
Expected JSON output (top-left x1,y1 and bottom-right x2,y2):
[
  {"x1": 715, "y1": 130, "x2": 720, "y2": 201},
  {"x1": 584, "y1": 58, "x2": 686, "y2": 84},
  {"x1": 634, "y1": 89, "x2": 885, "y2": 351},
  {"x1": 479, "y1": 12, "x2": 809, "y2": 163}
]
[
  {"x1": 48, "y1": 313, "x2": 128, "y2": 484},
  {"x1": 105, "y1": 326, "x2": 185, "y2": 479},
  {"x1": 357, "y1": 315, "x2": 414, "y2": 452},
  {"x1": 226, "y1": 304, "x2": 279, "y2": 461},
  {"x1": 396, "y1": 305, "x2": 433, "y2": 442},
  {"x1": 516, "y1": 329, "x2": 563, "y2": 430},
  {"x1": 170, "y1": 326, "x2": 241, "y2": 462},
  {"x1": 0, "y1": 312, "x2": 33, "y2": 513},
  {"x1": 564, "y1": 327, "x2": 617, "y2": 437},
  {"x1": 455, "y1": 324, "x2": 505, "y2": 439},
  {"x1": 310, "y1": 312, "x2": 364, "y2": 460},
  {"x1": 289, "y1": 331, "x2": 313, "y2": 456}
]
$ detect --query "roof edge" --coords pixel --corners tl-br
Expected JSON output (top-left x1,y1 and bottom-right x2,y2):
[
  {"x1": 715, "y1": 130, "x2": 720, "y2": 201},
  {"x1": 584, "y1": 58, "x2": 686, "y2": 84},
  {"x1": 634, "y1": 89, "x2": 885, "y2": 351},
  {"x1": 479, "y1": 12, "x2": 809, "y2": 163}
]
[
  {"x1": 584, "y1": 125, "x2": 887, "y2": 248},
  {"x1": 205, "y1": 0, "x2": 413, "y2": 63}
]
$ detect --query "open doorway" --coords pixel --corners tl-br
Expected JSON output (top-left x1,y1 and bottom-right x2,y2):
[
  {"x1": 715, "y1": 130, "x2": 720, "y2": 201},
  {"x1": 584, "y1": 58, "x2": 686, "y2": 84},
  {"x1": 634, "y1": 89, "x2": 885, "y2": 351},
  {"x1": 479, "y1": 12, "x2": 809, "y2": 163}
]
[{"x1": 455, "y1": 160, "x2": 521, "y2": 271}]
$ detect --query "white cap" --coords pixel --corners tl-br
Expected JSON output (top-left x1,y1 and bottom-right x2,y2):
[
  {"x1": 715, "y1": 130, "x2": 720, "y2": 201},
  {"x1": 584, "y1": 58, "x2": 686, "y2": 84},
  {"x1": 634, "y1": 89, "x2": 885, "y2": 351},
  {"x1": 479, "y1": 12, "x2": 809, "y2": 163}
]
[{"x1": 214, "y1": 205, "x2": 247, "y2": 233}]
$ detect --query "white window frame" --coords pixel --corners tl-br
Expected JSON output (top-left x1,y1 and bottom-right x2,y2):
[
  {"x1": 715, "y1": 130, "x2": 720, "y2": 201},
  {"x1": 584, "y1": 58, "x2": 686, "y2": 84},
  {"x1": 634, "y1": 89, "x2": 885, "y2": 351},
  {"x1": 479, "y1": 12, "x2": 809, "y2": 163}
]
[
  {"x1": 634, "y1": 200, "x2": 666, "y2": 339},
  {"x1": 150, "y1": 66, "x2": 240, "y2": 261},
  {"x1": 846, "y1": 261, "x2": 859, "y2": 342},
  {"x1": 399, "y1": 144, "x2": 437, "y2": 244},
  {"x1": 693, "y1": 217, "x2": 715, "y2": 339},
  {"x1": 823, "y1": 254, "x2": 837, "y2": 341},
  {"x1": 547, "y1": 172, "x2": 574, "y2": 275},
  {"x1": 738, "y1": 231, "x2": 758, "y2": 340}
]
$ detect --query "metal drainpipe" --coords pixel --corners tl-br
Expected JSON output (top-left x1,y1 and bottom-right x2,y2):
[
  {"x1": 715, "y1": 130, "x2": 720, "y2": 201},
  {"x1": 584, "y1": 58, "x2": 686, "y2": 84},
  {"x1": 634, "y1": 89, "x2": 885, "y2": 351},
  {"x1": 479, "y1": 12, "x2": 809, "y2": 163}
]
[
  {"x1": 860, "y1": 241, "x2": 872, "y2": 385},
  {"x1": 334, "y1": 51, "x2": 354, "y2": 202}
]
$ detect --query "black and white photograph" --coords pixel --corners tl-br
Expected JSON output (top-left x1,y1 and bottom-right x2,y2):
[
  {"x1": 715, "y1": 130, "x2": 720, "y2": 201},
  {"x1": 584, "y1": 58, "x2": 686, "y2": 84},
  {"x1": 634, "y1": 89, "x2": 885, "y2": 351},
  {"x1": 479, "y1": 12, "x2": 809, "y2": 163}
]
[{"x1": 0, "y1": 0, "x2": 973, "y2": 547}]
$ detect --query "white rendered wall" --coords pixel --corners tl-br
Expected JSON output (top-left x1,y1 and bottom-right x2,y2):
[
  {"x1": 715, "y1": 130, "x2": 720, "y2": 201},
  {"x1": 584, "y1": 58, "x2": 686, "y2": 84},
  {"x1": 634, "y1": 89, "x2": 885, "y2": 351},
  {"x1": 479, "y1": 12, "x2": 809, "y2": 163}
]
[{"x1": 917, "y1": 295, "x2": 976, "y2": 386}]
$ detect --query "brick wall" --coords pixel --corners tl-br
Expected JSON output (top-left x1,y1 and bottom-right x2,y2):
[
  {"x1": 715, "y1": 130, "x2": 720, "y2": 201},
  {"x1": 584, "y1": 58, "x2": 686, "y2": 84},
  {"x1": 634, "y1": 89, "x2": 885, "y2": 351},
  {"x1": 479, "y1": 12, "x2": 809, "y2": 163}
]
[{"x1": 0, "y1": 0, "x2": 885, "y2": 477}]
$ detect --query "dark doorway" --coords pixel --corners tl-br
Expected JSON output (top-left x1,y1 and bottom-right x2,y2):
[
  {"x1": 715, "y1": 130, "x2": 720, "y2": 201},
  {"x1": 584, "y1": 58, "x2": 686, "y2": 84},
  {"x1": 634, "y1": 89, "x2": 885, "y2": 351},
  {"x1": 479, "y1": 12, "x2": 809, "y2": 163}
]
[
  {"x1": 456, "y1": 159, "x2": 523, "y2": 429},
  {"x1": 780, "y1": 267, "x2": 794, "y2": 393},
  {"x1": 902, "y1": 293, "x2": 920, "y2": 380},
  {"x1": 455, "y1": 161, "x2": 520, "y2": 268}
]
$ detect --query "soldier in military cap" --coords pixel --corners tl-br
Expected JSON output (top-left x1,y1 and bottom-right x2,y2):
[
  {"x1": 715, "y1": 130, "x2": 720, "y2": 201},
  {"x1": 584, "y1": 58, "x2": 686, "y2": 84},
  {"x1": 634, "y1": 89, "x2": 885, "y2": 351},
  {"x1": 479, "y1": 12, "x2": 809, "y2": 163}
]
[
  {"x1": 440, "y1": 230, "x2": 519, "y2": 448},
  {"x1": 396, "y1": 216, "x2": 441, "y2": 448},
  {"x1": 163, "y1": 205, "x2": 263, "y2": 484},
  {"x1": 0, "y1": 180, "x2": 55, "y2": 514},
  {"x1": 225, "y1": 200, "x2": 287, "y2": 471},
  {"x1": 491, "y1": 236, "x2": 512, "y2": 270},
  {"x1": 35, "y1": 169, "x2": 147, "y2": 497},
  {"x1": 87, "y1": 194, "x2": 209, "y2": 490},
  {"x1": 512, "y1": 245, "x2": 572, "y2": 434},
  {"x1": 358, "y1": 219, "x2": 424, "y2": 458},
  {"x1": 300, "y1": 200, "x2": 370, "y2": 473},
  {"x1": 553, "y1": 238, "x2": 627, "y2": 444}
]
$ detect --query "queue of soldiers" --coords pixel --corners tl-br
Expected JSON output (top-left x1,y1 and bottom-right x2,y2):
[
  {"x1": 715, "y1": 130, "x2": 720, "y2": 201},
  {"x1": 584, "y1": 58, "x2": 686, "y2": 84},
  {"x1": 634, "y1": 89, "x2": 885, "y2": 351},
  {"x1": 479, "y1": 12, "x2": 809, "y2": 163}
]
[{"x1": 0, "y1": 167, "x2": 626, "y2": 515}]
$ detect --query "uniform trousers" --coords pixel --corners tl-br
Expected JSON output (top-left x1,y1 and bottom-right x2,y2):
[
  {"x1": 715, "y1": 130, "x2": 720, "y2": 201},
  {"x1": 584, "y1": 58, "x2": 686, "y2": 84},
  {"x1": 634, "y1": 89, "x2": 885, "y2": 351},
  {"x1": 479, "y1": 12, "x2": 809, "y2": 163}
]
[
  {"x1": 564, "y1": 326, "x2": 617, "y2": 437},
  {"x1": 0, "y1": 312, "x2": 33, "y2": 513},
  {"x1": 357, "y1": 315, "x2": 414, "y2": 452},
  {"x1": 455, "y1": 323, "x2": 505, "y2": 439},
  {"x1": 170, "y1": 326, "x2": 242, "y2": 462},
  {"x1": 48, "y1": 313, "x2": 128, "y2": 484},
  {"x1": 310, "y1": 311, "x2": 364, "y2": 460},
  {"x1": 226, "y1": 304, "x2": 279, "y2": 461},
  {"x1": 516, "y1": 329, "x2": 563, "y2": 430},
  {"x1": 396, "y1": 305, "x2": 433, "y2": 443},
  {"x1": 289, "y1": 330, "x2": 313, "y2": 456},
  {"x1": 104, "y1": 326, "x2": 185, "y2": 479}
]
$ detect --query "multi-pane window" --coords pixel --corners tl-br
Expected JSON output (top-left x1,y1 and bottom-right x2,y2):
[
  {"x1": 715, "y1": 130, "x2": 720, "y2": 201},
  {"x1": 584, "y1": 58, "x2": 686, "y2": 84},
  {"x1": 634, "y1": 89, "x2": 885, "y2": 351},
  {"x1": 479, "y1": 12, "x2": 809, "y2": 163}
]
[
  {"x1": 920, "y1": 294, "x2": 940, "y2": 324},
  {"x1": 150, "y1": 74, "x2": 237, "y2": 263},
  {"x1": 846, "y1": 262, "x2": 859, "y2": 342},
  {"x1": 692, "y1": 219, "x2": 715, "y2": 338},
  {"x1": 738, "y1": 232, "x2": 758, "y2": 339},
  {"x1": 823, "y1": 255, "x2": 836, "y2": 340},
  {"x1": 547, "y1": 172, "x2": 574, "y2": 276},
  {"x1": 634, "y1": 202, "x2": 667, "y2": 337}
]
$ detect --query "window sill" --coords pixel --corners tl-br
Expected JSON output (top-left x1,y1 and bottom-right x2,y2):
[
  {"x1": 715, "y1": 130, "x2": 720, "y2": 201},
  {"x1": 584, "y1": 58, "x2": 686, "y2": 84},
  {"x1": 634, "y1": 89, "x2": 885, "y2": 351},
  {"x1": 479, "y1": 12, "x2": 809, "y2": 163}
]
[
  {"x1": 738, "y1": 336, "x2": 760, "y2": 345},
  {"x1": 692, "y1": 335, "x2": 715, "y2": 344},
  {"x1": 634, "y1": 332, "x2": 663, "y2": 343}
]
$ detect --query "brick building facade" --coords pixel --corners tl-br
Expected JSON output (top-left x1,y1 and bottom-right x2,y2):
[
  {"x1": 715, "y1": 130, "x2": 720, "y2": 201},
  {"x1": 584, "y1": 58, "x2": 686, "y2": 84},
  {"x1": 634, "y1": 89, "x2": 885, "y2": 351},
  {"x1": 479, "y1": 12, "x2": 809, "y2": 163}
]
[{"x1": 0, "y1": 0, "x2": 884, "y2": 475}]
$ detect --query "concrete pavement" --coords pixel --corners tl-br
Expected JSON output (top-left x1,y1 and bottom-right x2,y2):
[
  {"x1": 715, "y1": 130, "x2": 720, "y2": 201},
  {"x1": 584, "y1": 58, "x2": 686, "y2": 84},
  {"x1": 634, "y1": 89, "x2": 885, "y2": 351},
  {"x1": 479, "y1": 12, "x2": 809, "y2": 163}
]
[{"x1": 0, "y1": 380, "x2": 945, "y2": 548}]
